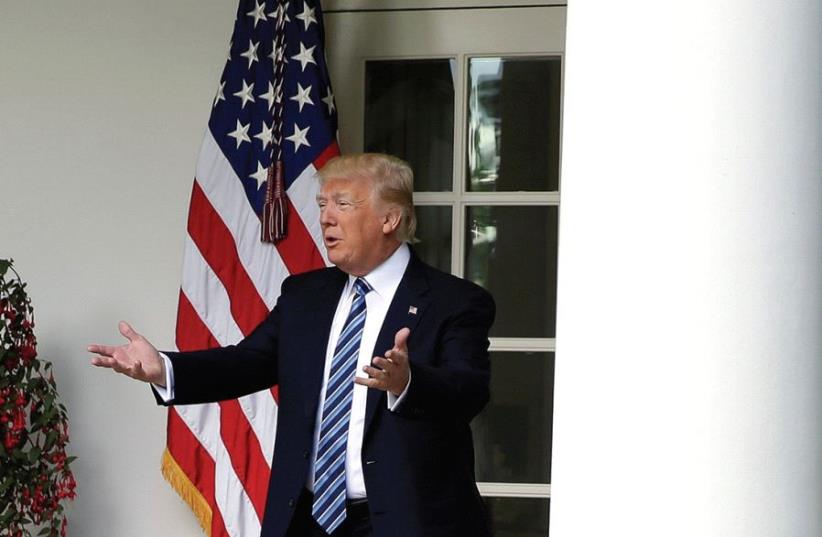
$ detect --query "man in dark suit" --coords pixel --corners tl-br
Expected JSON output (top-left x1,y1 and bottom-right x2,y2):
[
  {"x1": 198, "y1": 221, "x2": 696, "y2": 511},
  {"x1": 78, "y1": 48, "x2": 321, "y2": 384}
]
[{"x1": 89, "y1": 153, "x2": 495, "y2": 537}]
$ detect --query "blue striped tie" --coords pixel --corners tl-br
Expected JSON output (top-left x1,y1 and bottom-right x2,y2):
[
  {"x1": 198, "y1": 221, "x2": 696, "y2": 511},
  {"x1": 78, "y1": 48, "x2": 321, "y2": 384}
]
[{"x1": 312, "y1": 277, "x2": 372, "y2": 533}]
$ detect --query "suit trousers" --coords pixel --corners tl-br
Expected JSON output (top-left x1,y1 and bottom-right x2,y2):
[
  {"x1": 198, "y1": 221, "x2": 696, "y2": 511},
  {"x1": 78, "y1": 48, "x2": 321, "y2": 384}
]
[{"x1": 285, "y1": 489, "x2": 373, "y2": 537}]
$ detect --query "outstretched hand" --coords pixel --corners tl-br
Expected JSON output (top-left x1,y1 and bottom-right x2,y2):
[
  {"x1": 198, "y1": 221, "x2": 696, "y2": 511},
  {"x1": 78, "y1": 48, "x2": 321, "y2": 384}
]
[
  {"x1": 88, "y1": 321, "x2": 165, "y2": 386},
  {"x1": 355, "y1": 327, "x2": 411, "y2": 396}
]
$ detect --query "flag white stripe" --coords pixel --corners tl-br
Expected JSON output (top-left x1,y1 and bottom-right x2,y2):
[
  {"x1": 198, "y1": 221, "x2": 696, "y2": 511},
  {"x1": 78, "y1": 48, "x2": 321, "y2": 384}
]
[
  {"x1": 180, "y1": 236, "x2": 244, "y2": 344},
  {"x1": 286, "y1": 163, "x2": 331, "y2": 267},
  {"x1": 196, "y1": 132, "x2": 290, "y2": 310},
  {"x1": 175, "y1": 402, "x2": 261, "y2": 537},
  {"x1": 181, "y1": 237, "x2": 279, "y2": 465},
  {"x1": 237, "y1": 391, "x2": 278, "y2": 467}
]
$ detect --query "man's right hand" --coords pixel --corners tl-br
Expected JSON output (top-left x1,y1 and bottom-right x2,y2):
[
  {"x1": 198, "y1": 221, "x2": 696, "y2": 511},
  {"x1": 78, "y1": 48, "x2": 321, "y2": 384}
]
[{"x1": 88, "y1": 321, "x2": 165, "y2": 386}]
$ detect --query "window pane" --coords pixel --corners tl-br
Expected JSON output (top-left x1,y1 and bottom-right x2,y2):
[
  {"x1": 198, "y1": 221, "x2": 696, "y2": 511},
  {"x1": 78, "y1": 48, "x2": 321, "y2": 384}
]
[
  {"x1": 413, "y1": 205, "x2": 452, "y2": 274},
  {"x1": 485, "y1": 497, "x2": 550, "y2": 537},
  {"x1": 474, "y1": 352, "x2": 554, "y2": 483},
  {"x1": 365, "y1": 59, "x2": 455, "y2": 191},
  {"x1": 467, "y1": 57, "x2": 561, "y2": 192},
  {"x1": 465, "y1": 206, "x2": 558, "y2": 338}
]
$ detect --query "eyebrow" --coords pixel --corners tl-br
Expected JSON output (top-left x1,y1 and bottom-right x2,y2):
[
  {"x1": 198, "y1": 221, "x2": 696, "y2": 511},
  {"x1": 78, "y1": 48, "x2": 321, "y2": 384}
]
[{"x1": 316, "y1": 192, "x2": 354, "y2": 202}]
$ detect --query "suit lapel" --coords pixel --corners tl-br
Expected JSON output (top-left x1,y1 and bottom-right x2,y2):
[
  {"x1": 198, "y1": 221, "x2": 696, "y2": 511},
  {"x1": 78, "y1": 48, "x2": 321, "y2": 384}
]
[
  {"x1": 363, "y1": 254, "x2": 430, "y2": 436},
  {"x1": 301, "y1": 268, "x2": 348, "y2": 418}
]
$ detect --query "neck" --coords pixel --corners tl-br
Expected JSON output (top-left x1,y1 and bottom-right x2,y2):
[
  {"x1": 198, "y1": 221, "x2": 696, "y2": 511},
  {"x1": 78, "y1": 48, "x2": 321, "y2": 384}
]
[{"x1": 349, "y1": 240, "x2": 403, "y2": 277}]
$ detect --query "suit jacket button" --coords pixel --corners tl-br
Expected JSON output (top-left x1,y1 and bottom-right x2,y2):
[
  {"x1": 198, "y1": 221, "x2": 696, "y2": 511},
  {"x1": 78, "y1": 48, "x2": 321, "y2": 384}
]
[
  {"x1": 288, "y1": 498, "x2": 295, "y2": 507},
  {"x1": 303, "y1": 449, "x2": 310, "y2": 459}
]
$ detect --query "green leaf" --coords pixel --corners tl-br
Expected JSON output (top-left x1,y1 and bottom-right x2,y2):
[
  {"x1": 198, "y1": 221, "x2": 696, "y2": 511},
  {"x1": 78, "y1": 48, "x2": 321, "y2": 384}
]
[
  {"x1": 0, "y1": 509, "x2": 13, "y2": 524},
  {"x1": 28, "y1": 446, "x2": 41, "y2": 463}
]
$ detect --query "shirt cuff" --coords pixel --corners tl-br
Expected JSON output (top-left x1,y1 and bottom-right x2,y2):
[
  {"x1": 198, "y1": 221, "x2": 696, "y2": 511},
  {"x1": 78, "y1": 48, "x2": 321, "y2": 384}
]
[
  {"x1": 387, "y1": 370, "x2": 411, "y2": 411},
  {"x1": 151, "y1": 352, "x2": 175, "y2": 403}
]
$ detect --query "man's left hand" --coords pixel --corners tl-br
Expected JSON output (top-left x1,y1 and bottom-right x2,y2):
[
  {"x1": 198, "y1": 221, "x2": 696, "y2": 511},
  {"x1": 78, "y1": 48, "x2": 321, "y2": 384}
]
[{"x1": 356, "y1": 327, "x2": 410, "y2": 396}]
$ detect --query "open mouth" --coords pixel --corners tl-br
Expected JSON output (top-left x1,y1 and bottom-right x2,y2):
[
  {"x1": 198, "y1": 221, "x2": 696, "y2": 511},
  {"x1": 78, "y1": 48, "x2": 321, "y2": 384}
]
[{"x1": 324, "y1": 236, "x2": 340, "y2": 248}]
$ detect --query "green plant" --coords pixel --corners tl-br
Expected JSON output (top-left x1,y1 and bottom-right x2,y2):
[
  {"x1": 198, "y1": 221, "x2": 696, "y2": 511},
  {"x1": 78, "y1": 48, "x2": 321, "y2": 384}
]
[{"x1": 0, "y1": 260, "x2": 76, "y2": 537}]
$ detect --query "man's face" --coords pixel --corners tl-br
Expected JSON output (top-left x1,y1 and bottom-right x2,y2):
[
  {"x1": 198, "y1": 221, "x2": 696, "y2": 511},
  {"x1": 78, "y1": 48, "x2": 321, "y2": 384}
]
[{"x1": 317, "y1": 176, "x2": 394, "y2": 276}]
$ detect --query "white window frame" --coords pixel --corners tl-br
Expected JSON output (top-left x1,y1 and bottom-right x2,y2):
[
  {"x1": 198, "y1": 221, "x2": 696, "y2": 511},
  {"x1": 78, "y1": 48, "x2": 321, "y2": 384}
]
[{"x1": 377, "y1": 51, "x2": 563, "y2": 502}]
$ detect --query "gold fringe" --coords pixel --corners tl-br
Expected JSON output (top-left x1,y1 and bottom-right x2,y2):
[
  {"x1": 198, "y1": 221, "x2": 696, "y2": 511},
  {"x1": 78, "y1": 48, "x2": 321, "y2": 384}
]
[{"x1": 161, "y1": 448, "x2": 213, "y2": 536}]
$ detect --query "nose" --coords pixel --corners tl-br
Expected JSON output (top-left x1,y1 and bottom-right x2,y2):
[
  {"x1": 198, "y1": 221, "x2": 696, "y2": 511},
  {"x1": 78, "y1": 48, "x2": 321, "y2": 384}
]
[{"x1": 319, "y1": 205, "x2": 336, "y2": 227}]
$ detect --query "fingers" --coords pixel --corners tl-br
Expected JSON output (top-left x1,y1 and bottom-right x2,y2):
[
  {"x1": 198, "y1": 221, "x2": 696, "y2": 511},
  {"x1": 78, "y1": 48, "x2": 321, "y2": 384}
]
[
  {"x1": 118, "y1": 321, "x2": 140, "y2": 342},
  {"x1": 393, "y1": 327, "x2": 410, "y2": 351},
  {"x1": 87, "y1": 344, "x2": 117, "y2": 357},
  {"x1": 90, "y1": 354, "x2": 148, "y2": 381},
  {"x1": 354, "y1": 365, "x2": 388, "y2": 391},
  {"x1": 363, "y1": 364, "x2": 390, "y2": 379},
  {"x1": 132, "y1": 360, "x2": 146, "y2": 379},
  {"x1": 91, "y1": 355, "x2": 129, "y2": 375},
  {"x1": 90, "y1": 355, "x2": 118, "y2": 368},
  {"x1": 354, "y1": 376, "x2": 377, "y2": 388}
]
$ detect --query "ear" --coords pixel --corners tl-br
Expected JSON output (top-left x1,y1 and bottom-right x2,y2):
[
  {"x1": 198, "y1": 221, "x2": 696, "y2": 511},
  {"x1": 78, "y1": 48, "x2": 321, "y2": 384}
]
[{"x1": 381, "y1": 206, "x2": 402, "y2": 235}]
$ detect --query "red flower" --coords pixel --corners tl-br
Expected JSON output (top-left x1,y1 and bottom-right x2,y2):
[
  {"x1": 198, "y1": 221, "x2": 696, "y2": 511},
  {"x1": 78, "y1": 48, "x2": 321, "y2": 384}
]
[
  {"x1": 12, "y1": 409, "x2": 25, "y2": 432},
  {"x1": 4, "y1": 432, "x2": 18, "y2": 450},
  {"x1": 20, "y1": 344, "x2": 37, "y2": 364}
]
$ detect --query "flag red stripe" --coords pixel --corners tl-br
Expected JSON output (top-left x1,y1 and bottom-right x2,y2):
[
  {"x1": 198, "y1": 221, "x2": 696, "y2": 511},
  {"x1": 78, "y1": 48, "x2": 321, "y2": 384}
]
[
  {"x1": 273, "y1": 197, "x2": 326, "y2": 275},
  {"x1": 175, "y1": 290, "x2": 219, "y2": 350},
  {"x1": 172, "y1": 294, "x2": 231, "y2": 535},
  {"x1": 187, "y1": 181, "x2": 270, "y2": 335},
  {"x1": 313, "y1": 141, "x2": 339, "y2": 171},
  {"x1": 219, "y1": 401, "x2": 271, "y2": 520},
  {"x1": 175, "y1": 286, "x2": 272, "y2": 520},
  {"x1": 167, "y1": 408, "x2": 230, "y2": 537}
]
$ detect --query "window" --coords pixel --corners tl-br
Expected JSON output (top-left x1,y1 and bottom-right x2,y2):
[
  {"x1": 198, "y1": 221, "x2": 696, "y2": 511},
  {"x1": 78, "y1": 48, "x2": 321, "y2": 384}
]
[{"x1": 365, "y1": 53, "x2": 561, "y2": 537}]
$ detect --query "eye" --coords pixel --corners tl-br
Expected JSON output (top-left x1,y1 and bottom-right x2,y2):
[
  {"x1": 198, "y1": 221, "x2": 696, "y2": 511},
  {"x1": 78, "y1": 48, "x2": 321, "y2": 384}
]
[{"x1": 337, "y1": 200, "x2": 352, "y2": 210}]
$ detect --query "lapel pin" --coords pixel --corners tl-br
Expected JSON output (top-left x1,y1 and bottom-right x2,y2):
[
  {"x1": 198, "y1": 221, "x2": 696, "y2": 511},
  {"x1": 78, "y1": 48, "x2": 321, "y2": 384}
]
[{"x1": 408, "y1": 306, "x2": 418, "y2": 315}]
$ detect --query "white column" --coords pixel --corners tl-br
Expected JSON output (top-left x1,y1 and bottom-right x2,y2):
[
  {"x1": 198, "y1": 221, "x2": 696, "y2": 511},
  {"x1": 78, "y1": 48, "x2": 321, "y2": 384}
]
[{"x1": 551, "y1": 2, "x2": 822, "y2": 536}]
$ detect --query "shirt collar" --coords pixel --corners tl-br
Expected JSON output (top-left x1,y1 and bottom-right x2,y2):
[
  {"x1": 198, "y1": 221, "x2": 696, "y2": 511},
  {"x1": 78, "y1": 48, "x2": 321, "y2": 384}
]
[{"x1": 347, "y1": 242, "x2": 410, "y2": 299}]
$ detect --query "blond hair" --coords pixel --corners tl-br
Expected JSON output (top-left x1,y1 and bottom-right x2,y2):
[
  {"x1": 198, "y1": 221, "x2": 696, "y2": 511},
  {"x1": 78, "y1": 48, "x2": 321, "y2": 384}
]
[{"x1": 318, "y1": 153, "x2": 417, "y2": 242}]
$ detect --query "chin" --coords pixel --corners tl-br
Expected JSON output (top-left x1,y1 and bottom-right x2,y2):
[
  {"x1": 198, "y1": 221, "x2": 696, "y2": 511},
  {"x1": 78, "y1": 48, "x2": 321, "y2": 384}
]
[{"x1": 328, "y1": 251, "x2": 349, "y2": 270}]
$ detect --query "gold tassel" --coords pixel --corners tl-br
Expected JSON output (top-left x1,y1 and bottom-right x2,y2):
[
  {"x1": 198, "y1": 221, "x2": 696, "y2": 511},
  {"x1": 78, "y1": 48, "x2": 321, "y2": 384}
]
[{"x1": 161, "y1": 449, "x2": 213, "y2": 536}]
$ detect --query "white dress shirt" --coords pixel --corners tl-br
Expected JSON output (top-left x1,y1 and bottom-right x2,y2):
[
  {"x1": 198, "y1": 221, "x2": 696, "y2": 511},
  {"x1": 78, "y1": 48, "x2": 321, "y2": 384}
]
[
  {"x1": 154, "y1": 243, "x2": 412, "y2": 501},
  {"x1": 308, "y1": 243, "x2": 411, "y2": 499}
]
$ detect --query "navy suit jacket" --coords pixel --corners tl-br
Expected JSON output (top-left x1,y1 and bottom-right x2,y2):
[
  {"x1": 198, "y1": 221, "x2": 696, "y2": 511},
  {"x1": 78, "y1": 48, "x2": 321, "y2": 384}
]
[{"x1": 160, "y1": 252, "x2": 495, "y2": 536}]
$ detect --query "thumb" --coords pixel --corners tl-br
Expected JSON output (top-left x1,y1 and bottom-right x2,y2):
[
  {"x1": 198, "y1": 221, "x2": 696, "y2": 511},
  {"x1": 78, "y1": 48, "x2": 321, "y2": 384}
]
[
  {"x1": 393, "y1": 327, "x2": 410, "y2": 351},
  {"x1": 119, "y1": 321, "x2": 139, "y2": 342}
]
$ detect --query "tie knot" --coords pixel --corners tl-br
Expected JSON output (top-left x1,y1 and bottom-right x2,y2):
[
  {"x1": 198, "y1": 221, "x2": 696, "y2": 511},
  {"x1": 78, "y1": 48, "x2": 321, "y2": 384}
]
[{"x1": 353, "y1": 278, "x2": 372, "y2": 297}]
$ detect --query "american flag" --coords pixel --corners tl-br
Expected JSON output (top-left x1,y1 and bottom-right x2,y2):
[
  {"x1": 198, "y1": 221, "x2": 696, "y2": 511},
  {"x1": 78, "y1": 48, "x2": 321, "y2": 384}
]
[{"x1": 161, "y1": 1, "x2": 337, "y2": 535}]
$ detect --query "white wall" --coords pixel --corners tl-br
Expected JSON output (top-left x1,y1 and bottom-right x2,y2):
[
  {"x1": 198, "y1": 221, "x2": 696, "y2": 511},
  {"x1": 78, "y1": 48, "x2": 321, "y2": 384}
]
[
  {"x1": 0, "y1": 1, "x2": 236, "y2": 534},
  {"x1": 552, "y1": 1, "x2": 822, "y2": 536}
]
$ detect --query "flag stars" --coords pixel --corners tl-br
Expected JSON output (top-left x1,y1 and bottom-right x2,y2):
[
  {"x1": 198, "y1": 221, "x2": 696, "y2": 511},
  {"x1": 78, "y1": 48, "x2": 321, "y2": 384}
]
[
  {"x1": 214, "y1": 81, "x2": 226, "y2": 108},
  {"x1": 250, "y1": 162, "x2": 269, "y2": 188},
  {"x1": 291, "y1": 42, "x2": 317, "y2": 72},
  {"x1": 260, "y1": 82, "x2": 276, "y2": 111},
  {"x1": 233, "y1": 80, "x2": 256, "y2": 109},
  {"x1": 246, "y1": 1, "x2": 267, "y2": 28},
  {"x1": 240, "y1": 39, "x2": 260, "y2": 69},
  {"x1": 322, "y1": 86, "x2": 336, "y2": 115},
  {"x1": 290, "y1": 83, "x2": 314, "y2": 112},
  {"x1": 227, "y1": 120, "x2": 251, "y2": 148},
  {"x1": 285, "y1": 123, "x2": 311, "y2": 152},
  {"x1": 296, "y1": 3, "x2": 317, "y2": 30},
  {"x1": 254, "y1": 121, "x2": 274, "y2": 148}
]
